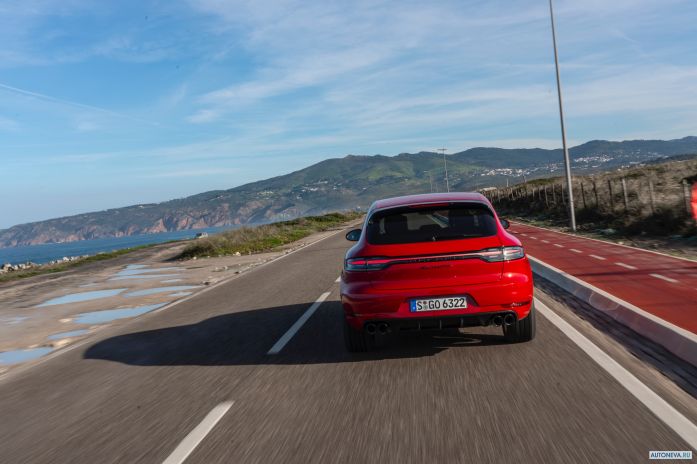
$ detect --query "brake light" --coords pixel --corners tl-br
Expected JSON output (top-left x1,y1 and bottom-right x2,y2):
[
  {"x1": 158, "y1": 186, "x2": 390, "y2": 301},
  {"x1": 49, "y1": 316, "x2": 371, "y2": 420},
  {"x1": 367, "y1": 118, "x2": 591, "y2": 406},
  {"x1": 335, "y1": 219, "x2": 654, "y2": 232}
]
[
  {"x1": 345, "y1": 257, "x2": 390, "y2": 271},
  {"x1": 480, "y1": 246, "x2": 525, "y2": 262}
]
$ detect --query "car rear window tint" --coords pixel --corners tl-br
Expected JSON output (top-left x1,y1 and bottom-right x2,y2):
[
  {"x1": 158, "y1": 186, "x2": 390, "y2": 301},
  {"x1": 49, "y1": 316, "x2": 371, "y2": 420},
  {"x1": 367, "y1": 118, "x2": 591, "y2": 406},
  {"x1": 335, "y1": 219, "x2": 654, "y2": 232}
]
[{"x1": 366, "y1": 202, "x2": 498, "y2": 245}]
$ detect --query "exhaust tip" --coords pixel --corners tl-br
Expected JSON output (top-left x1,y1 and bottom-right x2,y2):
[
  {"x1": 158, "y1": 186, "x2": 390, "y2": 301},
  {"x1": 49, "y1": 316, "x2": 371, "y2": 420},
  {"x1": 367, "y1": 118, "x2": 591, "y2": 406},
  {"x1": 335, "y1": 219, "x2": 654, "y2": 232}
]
[
  {"x1": 503, "y1": 314, "x2": 516, "y2": 326},
  {"x1": 378, "y1": 322, "x2": 389, "y2": 334},
  {"x1": 365, "y1": 323, "x2": 377, "y2": 335},
  {"x1": 492, "y1": 316, "x2": 503, "y2": 326}
]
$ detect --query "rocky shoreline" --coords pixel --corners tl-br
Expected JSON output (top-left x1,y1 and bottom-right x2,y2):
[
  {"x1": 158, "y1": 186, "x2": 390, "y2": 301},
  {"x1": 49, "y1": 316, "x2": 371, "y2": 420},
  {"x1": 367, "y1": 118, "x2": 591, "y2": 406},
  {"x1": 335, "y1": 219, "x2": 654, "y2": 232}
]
[{"x1": 0, "y1": 255, "x2": 89, "y2": 274}]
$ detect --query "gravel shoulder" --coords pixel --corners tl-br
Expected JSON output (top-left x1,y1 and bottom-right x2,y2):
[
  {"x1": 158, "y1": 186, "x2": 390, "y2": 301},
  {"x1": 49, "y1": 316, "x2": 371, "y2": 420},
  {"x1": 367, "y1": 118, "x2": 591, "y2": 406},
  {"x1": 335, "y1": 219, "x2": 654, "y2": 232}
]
[{"x1": 0, "y1": 224, "x2": 353, "y2": 373}]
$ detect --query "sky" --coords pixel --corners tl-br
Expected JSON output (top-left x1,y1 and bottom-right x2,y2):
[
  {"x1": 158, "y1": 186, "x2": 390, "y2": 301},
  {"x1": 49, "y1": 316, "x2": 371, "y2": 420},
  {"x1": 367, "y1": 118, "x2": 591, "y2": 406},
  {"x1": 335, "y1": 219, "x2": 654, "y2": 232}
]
[{"x1": 1, "y1": 0, "x2": 697, "y2": 228}]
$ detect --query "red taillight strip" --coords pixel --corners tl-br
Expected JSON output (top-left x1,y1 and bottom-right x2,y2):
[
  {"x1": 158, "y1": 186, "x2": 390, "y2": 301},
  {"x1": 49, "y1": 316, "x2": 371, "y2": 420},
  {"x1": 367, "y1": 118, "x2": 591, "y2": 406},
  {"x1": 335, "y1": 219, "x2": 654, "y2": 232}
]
[{"x1": 345, "y1": 248, "x2": 519, "y2": 271}]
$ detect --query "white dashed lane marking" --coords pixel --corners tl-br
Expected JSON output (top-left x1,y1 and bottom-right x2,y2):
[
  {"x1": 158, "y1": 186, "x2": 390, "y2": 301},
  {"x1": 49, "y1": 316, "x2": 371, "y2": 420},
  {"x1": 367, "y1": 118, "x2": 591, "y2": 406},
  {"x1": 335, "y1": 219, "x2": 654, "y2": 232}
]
[
  {"x1": 616, "y1": 262, "x2": 638, "y2": 270},
  {"x1": 554, "y1": 244, "x2": 564, "y2": 248},
  {"x1": 541, "y1": 240, "x2": 550, "y2": 244},
  {"x1": 570, "y1": 249, "x2": 583, "y2": 254},
  {"x1": 650, "y1": 273, "x2": 679, "y2": 284},
  {"x1": 590, "y1": 254, "x2": 606, "y2": 261},
  {"x1": 267, "y1": 291, "x2": 331, "y2": 355},
  {"x1": 162, "y1": 401, "x2": 234, "y2": 464}
]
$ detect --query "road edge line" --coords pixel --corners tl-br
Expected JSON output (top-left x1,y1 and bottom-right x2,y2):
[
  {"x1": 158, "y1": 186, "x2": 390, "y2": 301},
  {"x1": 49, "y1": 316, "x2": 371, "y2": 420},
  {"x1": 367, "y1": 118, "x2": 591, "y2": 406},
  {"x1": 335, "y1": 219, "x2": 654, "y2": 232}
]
[
  {"x1": 528, "y1": 255, "x2": 697, "y2": 367},
  {"x1": 535, "y1": 299, "x2": 697, "y2": 449}
]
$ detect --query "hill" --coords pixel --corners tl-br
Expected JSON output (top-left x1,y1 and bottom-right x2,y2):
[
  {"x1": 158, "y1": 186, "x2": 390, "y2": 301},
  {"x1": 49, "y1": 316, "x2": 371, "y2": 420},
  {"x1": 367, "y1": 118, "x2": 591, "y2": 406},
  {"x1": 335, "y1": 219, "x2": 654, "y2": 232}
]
[{"x1": 2, "y1": 136, "x2": 697, "y2": 247}]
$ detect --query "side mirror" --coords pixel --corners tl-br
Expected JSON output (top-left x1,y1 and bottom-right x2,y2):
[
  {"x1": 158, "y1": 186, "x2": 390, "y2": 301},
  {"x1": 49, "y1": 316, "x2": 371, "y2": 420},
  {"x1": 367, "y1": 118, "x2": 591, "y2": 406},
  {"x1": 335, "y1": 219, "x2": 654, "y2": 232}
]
[
  {"x1": 345, "y1": 228, "x2": 362, "y2": 241},
  {"x1": 500, "y1": 219, "x2": 510, "y2": 230}
]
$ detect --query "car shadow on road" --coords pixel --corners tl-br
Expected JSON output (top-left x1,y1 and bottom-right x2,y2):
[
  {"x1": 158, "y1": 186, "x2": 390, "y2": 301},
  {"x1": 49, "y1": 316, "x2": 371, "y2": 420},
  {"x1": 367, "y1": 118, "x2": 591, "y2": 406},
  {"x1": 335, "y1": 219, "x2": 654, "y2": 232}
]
[{"x1": 84, "y1": 301, "x2": 510, "y2": 366}]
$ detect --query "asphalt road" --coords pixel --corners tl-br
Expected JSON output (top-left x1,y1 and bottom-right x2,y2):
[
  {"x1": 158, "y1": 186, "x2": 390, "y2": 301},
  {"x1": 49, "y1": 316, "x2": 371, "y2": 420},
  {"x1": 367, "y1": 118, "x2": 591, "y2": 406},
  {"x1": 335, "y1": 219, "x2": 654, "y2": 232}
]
[{"x1": 0, "y1": 229, "x2": 694, "y2": 463}]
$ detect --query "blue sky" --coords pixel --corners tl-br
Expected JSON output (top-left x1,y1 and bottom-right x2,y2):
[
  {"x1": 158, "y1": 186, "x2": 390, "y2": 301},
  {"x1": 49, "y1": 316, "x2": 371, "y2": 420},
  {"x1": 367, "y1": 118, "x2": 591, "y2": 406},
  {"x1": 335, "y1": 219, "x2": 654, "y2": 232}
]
[{"x1": 1, "y1": 0, "x2": 697, "y2": 228}]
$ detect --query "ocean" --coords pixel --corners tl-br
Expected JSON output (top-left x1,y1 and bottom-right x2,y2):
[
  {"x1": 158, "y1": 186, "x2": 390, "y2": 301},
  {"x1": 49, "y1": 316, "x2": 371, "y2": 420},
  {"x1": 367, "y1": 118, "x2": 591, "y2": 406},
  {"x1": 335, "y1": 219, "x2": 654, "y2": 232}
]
[{"x1": 0, "y1": 225, "x2": 238, "y2": 265}]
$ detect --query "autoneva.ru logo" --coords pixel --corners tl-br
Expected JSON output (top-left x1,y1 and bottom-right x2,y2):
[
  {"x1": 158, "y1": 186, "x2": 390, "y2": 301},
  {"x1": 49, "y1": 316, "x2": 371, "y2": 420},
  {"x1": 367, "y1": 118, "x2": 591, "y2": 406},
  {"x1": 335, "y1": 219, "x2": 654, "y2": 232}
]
[{"x1": 649, "y1": 450, "x2": 693, "y2": 460}]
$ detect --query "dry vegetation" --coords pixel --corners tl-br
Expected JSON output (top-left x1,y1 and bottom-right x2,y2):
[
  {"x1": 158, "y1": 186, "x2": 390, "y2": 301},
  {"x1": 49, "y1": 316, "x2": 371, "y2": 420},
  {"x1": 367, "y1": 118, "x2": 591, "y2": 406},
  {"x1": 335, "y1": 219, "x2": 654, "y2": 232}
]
[
  {"x1": 175, "y1": 211, "x2": 362, "y2": 260},
  {"x1": 486, "y1": 156, "x2": 697, "y2": 238}
]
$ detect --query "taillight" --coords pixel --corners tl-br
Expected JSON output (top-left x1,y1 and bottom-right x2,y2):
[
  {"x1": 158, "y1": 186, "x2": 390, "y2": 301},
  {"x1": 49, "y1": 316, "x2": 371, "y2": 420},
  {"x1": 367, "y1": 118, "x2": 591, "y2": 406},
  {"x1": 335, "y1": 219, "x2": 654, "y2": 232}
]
[
  {"x1": 480, "y1": 246, "x2": 525, "y2": 262},
  {"x1": 344, "y1": 257, "x2": 390, "y2": 271}
]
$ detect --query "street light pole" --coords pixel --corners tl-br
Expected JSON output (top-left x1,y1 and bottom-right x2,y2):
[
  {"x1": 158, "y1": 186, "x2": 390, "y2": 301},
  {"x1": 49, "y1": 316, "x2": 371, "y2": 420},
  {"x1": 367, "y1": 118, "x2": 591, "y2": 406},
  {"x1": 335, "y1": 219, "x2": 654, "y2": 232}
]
[
  {"x1": 549, "y1": 0, "x2": 576, "y2": 231},
  {"x1": 438, "y1": 147, "x2": 449, "y2": 192}
]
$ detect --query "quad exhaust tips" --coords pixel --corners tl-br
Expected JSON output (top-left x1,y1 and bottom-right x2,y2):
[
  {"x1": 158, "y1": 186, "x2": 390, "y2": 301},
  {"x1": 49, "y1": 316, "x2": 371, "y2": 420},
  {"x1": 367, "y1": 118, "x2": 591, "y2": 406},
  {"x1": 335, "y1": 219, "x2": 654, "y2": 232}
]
[
  {"x1": 492, "y1": 314, "x2": 515, "y2": 327},
  {"x1": 365, "y1": 322, "x2": 390, "y2": 335}
]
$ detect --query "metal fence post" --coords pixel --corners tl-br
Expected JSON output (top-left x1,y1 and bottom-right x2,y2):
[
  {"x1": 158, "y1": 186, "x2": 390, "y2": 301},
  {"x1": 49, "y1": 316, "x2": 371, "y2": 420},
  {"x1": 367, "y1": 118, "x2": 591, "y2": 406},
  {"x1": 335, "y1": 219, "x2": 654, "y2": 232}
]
[
  {"x1": 683, "y1": 180, "x2": 691, "y2": 215},
  {"x1": 621, "y1": 177, "x2": 629, "y2": 212},
  {"x1": 608, "y1": 180, "x2": 614, "y2": 210},
  {"x1": 580, "y1": 182, "x2": 587, "y2": 209},
  {"x1": 592, "y1": 179, "x2": 599, "y2": 207}
]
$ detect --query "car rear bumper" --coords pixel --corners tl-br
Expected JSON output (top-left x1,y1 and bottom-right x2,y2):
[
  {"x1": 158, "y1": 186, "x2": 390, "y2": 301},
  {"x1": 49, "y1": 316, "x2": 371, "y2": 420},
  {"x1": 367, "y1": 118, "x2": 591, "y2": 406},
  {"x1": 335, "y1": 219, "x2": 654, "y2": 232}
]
[{"x1": 341, "y1": 279, "x2": 533, "y2": 331}]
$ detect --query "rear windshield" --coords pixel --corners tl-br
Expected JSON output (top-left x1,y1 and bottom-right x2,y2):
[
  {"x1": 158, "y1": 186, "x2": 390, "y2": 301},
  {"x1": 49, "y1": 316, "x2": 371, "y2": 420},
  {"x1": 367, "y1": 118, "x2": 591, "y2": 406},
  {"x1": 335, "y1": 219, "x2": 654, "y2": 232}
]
[{"x1": 366, "y1": 202, "x2": 498, "y2": 245}]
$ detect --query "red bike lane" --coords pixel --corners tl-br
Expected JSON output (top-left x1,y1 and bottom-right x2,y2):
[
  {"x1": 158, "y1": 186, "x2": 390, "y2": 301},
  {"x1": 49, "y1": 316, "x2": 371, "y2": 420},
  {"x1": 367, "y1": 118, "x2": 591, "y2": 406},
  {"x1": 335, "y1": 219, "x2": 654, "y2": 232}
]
[{"x1": 510, "y1": 222, "x2": 697, "y2": 335}]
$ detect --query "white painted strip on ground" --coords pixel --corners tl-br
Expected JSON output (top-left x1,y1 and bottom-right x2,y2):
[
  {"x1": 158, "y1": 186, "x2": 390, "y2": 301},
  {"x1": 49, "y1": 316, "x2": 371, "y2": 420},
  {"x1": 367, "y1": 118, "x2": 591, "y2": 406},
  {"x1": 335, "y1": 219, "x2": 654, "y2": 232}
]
[
  {"x1": 513, "y1": 221, "x2": 697, "y2": 263},
  {"x1": 650, "y1": 273, "x2": 679, "y2": 284},
  {"x1": 163, "y1": 401, "x2": 234, "y2": 464},
  {"x1": 267, "y1": 292, "x2": 331, "y2": 355},
  {"x1": 335, "y1": 276, "x2": 341, "y2": 283},
  {"x1": 535, "y1": 300, "x2": 697, "y2": 449},
  {"x1": 570, "y1": 248, "x2": 583, "y2": 254},
  {"x1": 529, "y1": 236, "x2": 538, "y2": 240},
  {"x1": 590, "y1": 254, "x2": 606, "y2": 261},
  {"x1": 0, "y1": 223, "x2": 356, "y2": 385},
  {"x1": 541, "y1": 240, "x2": 550, "y2": 244},
  {"x1": 528, "y1": 255, "x2": 697, "y2": 366},
  {"x1": 554, "y1": 244, "x2": 564, "y2": 248},
  {"x1": 615, "y1": 262, "x2": 638, "y2": 270}
]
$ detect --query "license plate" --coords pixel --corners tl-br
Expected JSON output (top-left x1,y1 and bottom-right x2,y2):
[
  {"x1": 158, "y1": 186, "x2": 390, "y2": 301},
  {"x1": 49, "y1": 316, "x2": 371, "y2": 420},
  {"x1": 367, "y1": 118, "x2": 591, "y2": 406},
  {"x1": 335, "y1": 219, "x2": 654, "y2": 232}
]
[{"x1": 410, "y1": 296, "x2": 468, "y2": 312}]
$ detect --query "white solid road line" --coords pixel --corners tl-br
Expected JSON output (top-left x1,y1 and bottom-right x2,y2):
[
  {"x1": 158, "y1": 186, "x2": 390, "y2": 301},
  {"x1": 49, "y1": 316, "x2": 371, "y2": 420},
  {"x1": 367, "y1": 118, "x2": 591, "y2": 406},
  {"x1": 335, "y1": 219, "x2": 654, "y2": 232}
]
[
  {"x1": 554, "y1": 244, "x2": 564, "y2": 248},
  {"x1": 535, "y1": 299, "x2": 697, "y2": 449},
  {"x1": 541, "y1": 239, "x2": 550, "y2": 244},
  {"x1": 267, "y1": 292, "x2": 331, "y2": 355},
  {"x1": 589, "y1": 254, "x2": 606, "y2": 261},
  {"x1": 162, "y1": 401, "x2": 234, "y2": 464},
  {"x1": 650, "y1": 273, "x2": 679, "y2": 284},
  {"x1": 616, "y1": 262, "x2": 638, "y2": 270},
  {"x1": 570, "y1": 248, "x2": 583, "y2": 254}
]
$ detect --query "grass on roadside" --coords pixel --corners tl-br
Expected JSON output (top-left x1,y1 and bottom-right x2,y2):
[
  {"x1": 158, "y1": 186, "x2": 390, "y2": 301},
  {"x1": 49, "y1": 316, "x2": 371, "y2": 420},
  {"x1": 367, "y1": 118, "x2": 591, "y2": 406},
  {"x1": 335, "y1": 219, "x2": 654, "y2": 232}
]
[
  {"x1": 0, "y1": 244, "x2": 159, "y2": 283},
  {"x1": 175, "y1": 211, "x2": 363, "y2": 260}
]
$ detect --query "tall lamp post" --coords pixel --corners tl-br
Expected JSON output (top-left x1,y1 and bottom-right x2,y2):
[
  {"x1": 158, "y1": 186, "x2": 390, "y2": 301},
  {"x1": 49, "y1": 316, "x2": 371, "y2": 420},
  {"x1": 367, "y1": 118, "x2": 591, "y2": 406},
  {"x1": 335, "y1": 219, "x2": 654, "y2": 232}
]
[
  {"x1": 438, "y1": 147, "x2": 449, "y2": 192},
  {"x1": 424, "y1": 170, "x2": 434, "y2": 192},
  {"x1": 549, "y1": 0, "x2": 576, "y2": 231}
]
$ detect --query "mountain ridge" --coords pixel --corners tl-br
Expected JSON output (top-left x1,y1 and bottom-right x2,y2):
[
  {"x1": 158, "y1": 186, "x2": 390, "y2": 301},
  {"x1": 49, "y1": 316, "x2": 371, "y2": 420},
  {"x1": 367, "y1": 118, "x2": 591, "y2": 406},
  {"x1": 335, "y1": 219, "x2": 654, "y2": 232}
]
[{"x1": 2, "y1": 136, "x2": 696, "y2": 248}]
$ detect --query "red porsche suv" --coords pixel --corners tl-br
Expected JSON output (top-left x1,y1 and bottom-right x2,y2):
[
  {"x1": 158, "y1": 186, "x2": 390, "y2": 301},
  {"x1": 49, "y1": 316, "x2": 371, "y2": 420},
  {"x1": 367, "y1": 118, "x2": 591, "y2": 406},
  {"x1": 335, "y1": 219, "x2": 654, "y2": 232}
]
[{"x1": 340, "y1": 192, "x2": 535, "y2": 352}]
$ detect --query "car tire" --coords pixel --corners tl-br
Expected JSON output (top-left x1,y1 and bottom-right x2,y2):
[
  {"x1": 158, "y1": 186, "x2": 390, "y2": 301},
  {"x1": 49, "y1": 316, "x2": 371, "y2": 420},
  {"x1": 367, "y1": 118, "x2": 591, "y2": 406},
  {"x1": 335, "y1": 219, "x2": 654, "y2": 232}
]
[
  {"x1": 503, "y1": 305, "x2": 536, "y2": 343},
  {"x1": 344, "y1": 319, "x2": 369, "y2": 352}
]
